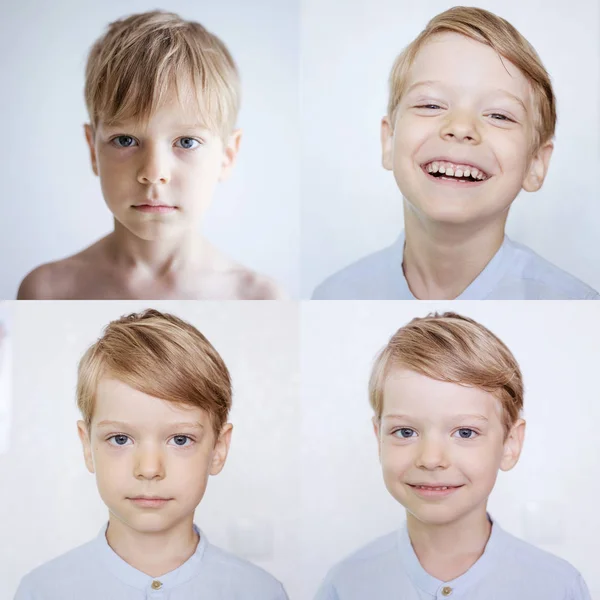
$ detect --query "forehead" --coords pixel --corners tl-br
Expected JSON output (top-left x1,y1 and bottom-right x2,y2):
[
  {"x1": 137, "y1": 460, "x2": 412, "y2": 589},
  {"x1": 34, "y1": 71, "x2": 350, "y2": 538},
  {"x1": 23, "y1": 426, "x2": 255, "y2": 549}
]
[
  {"x1": 97, "y1": 80, "x2": 212, "y2": 133},
  {"x1": 382, "y1": 368, "x2": 503, "y2": 423},
  {"x1": 404, "y1": 32, "x2": 532, "y2": 110},
  {"x1": 93, "y1": 377, "x2": 209, "y2": 429}
]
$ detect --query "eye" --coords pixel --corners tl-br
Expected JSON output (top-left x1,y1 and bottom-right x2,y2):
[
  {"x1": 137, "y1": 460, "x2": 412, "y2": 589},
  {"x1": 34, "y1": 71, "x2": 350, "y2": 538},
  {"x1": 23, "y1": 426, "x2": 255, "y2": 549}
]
[
  {"x1": 176, "y1": 137, "x2": 201, "y2": 150},
  {"x1": 111, "y1": 135, "x2": 137, "y2": 148},
  {"x1": 454, "y1": 428, "x2": 478, "y2": 439},
  {"x1": 416, "y1": 104, "x2": 442, "y2": 110},
  {"x1": 392, "y1": 427, "x2": 416, "y2": 439},
  {"x1": 170, "y1": 435, "x2": 194, "y2": 447},
  {"x1": 107, "y1": 434, "x2": 132, "y2": 446},
  {"x1": 489, "y1": 113, "x2": 512, "y2": 122}
]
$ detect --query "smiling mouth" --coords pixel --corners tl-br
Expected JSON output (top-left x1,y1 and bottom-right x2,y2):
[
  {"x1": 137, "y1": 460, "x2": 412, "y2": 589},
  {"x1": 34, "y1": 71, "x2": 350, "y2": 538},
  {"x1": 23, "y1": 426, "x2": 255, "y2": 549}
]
[{"x1": 420, "y1": 165, "x2": 489, "y2": 186}]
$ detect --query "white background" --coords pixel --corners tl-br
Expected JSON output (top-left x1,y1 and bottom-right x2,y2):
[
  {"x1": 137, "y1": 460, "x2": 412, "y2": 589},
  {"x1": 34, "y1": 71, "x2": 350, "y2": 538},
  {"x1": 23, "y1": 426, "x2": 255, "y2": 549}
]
[
  {"x1": 0, "y1": 301, "x2": 301, "y2": 599},
  {"x1": 0, "y1": 303, "x2": 11, "y2": 456},
  {"x1": 300, "y1": 0, "x2": 600, "y2": 298},
  {"x1": 300, "y1": 301, "x2": 600, "y2": 598},
  {"x1": 0, "y1": 0, "x2": 300, "y2": 299}
]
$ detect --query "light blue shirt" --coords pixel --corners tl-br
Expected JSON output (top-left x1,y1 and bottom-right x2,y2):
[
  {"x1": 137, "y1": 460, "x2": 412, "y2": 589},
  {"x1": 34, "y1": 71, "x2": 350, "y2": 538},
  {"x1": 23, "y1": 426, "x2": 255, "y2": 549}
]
[
  {"x1": 314, "y1": 514, "x2": 591, "y2": 600},
  {"x1": 14, "y1": 523, "x2": 288, "y2": 600},
  {"x1": 312, "y1": 232, "x2": 600, "y2": 300}
]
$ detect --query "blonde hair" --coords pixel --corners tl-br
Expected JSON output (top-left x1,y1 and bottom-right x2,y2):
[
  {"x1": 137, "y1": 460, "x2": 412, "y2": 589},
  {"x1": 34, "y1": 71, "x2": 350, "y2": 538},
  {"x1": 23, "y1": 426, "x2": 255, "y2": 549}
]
[
  {"x1": 77, "y1": 309, "x2": 232, "y2": 440},
  {"x1": 387, "y1": 6, "x2": 556, "y2": 155},
  {"x1": 369, "y1": 312, "x2": 523, "y2": 438},
  {"x1": 84, "y1": 10, "x2": 240, "y2": 140}
]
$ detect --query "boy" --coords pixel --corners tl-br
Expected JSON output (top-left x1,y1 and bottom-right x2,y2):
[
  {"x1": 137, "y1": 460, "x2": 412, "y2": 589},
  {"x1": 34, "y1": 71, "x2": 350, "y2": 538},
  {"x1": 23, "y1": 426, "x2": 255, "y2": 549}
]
[
  {"x1": 15, "y1": 309, "x2": 288, "y2": 599},
  {"x1": 315, "y1": 312, "x2": 591, "y2": 599},
  {"x1": 313, "y1": 7, "x2": 598, "y2": 300},
  {"x1": 17, "y1": 11, "x2": 284, "y2": 300}
]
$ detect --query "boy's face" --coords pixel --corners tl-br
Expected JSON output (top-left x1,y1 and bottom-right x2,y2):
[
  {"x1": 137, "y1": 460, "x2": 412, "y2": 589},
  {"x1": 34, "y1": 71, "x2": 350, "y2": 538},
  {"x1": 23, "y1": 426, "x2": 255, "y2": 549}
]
[
  {"x1": 84, "y1": 89, "x2": 241, "y2": 241},
  {"x1": 77, "y1": 377, "x2": 232, "y2": 534},
  {"x1": 381, "y1": 32, "x2": 554, "y2": 227},
  {"x1": 374, "y1": 368, "x2": 525, "y2": 527}
]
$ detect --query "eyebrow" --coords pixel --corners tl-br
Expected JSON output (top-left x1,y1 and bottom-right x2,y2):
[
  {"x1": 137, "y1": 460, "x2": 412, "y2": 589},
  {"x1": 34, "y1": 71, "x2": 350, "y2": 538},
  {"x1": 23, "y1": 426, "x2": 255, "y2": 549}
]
[
  {"x1": 382, "y1": 413, "x2": 489, "y2": 423},
  {"x1": 405, "y1": 79, "x2": 528, "y2": 113},
  {"x1": 103, "y1": 122, "x2": 208, "y2": 130},
  {"x1": 95, "y1": 420, "x2": 205, "y2": 430}
]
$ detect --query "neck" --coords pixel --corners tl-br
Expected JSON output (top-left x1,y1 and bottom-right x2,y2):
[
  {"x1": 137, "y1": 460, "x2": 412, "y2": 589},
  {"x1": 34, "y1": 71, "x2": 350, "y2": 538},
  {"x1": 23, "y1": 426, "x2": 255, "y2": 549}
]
[
  {"x1": 109, "y1": 220, "x2": 211, "y2": 276},
  {"x1": 105, "y1": 513, "x2": 199, "y2": 578},
  {"x1": 402, "y1": 204, "x2": 507, "y2": 299},
  {"x1": 406, "y1": 507, "x2": 492, "y2": 580}
]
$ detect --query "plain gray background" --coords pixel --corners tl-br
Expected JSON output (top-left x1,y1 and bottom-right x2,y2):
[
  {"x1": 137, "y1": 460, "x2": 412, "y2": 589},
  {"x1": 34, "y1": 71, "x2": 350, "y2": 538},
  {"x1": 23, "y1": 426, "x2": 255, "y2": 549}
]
[
  {"x1": 1, "y1": 0, "x2": 300, "y2": 298},
  {"x1": 301, "y1": 0, "x2": 600, "y2": 297}
]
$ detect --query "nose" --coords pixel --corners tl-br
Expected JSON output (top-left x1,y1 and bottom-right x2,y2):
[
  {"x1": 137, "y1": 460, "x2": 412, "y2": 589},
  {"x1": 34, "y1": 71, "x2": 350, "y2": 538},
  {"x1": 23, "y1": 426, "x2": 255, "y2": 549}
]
[
  {"x1": 137, "y1": 144, "x2": 170, "y2": 185},
  {"x1": 134, "y1": 444, "x2": 166, "y2": 480},
  {"x1": 440, "y1": 108, "x2": 481, "y2": 144},
  {"x1": 415, "y1": 434, "x2": 450, "y2": 470}
]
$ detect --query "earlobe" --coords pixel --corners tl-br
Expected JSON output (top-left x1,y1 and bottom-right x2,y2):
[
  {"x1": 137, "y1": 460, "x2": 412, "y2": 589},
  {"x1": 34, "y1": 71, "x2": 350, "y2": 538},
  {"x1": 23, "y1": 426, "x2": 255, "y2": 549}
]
[
  {"x1": 522, "y1": 141, "x2": 553, "y2": 192},
  {"x1": 77, "y1": 420, "x2": 95, "y2": 474},
  {"x1": 381, "y1": 117, "x2": 394, "y2": 171},
  {"x1": 219, "y1": 129, "x2": 242, "y2": 182},
  {"x1": 210, "y1": 423, "x2": 233, "y2": 476},
  {"x1": 84, "y1": 124, "x2": 98, "y2": 177},
  {"x1": 500, "y1": 419, "x2": 526, "y2": 472}
]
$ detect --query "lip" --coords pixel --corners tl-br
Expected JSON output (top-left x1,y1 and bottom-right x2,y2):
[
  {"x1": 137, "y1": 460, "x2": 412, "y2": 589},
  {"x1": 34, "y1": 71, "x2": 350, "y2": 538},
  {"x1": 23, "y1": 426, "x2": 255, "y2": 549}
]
[
  {"x1": 408, "y1": 484, "x2": 464, "y2": 499},
  {"x1": 132, "y1": 204, "x2": 178, "y2": 214},
  {"x1": 420, "y1": 164, "x2": 489, "y2": 188},
  {"x1": 128, "y1": 497, "x2": 172, "y2": 508}
]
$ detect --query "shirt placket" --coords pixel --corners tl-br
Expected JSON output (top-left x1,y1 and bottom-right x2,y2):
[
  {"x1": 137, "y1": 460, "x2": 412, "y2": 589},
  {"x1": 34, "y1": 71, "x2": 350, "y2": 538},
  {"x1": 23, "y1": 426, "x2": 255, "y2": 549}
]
[{"x1": 147, "y1": 578, "x2": 166, "y2": 600}]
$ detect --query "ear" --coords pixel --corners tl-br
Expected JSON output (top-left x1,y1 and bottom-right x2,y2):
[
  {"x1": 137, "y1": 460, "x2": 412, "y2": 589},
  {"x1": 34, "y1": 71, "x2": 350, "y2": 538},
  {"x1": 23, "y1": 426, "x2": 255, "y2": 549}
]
[
  {"x1": 219, "y1": 129, "x2": 243, "y2": 182},
  {"x1": 522, "y1": 141, "x2": 553, "y2": 192},
  {"x1": 499, "y1": 418, "x2": 526, "y2": 472},
  {"x1": 209, "y1": 423, "x2": 233, "y2": 476},
  {"x1": 381, "y1": 116, "x2": 394, "y2": 171},
  {"x1": 77, "y1": 420, "x2": 95, "y2": 474},
  {"x1": 84, "y1": 124, "x2": 99, "y2": 177},
  {"x1": 372, "y1": 416, "x2": 382, "y2": 462}
]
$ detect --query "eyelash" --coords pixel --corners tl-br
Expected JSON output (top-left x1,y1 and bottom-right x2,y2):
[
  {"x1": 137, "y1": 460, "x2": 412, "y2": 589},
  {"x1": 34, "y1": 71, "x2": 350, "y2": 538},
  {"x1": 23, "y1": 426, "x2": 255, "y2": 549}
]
[
  {"x1": 415, "y1": 105, "x2": 513, "y2": 122},
  {"x1": 391, "y1": 427, "x2": 479, "y2": 440},
  {"x1": 109, "y1": 136, "x2": 203, "y2": 150},
  {"x1": 106, "y1": 434, "x2": 196, "y2": 448}
]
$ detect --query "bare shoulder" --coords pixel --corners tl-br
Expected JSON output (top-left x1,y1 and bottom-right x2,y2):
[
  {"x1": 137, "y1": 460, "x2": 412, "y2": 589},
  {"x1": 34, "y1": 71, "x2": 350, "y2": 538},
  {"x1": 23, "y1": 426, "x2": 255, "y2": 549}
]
[
  {"x1": 233, "y1": 268, "x2": 288, "y2": 300},
  {"x1": 17, "y1": 242, "x2": 106, "y2": 300},
  {"x1": 17, "y1": 261, "x2": 66, "y2": 299}
]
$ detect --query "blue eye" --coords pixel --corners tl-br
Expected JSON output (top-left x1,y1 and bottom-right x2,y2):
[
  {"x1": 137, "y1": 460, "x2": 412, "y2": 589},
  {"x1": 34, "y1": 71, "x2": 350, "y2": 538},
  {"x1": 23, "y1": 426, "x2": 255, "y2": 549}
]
[
  {"x1": 170, "y1": 435, "x2": 194, "y2": 447},
  {"x1": 112, "y1": 136, "x2": 137, "y2": 148},
  {"x1": 454, "y1": 428, "x2": 478, "y2": 439},
  {"x1": 417, "y1": 104, "x2": 442, "y2": 110},
  {"x1": 176, "y1": 137, "x2": 201, "y2": 150},
  {"x1": 393, "y1": 428, "x2": 416, "y2": 438},
  {"x1": 108, "y1": 434, "x2": 131, "y2": 446}
]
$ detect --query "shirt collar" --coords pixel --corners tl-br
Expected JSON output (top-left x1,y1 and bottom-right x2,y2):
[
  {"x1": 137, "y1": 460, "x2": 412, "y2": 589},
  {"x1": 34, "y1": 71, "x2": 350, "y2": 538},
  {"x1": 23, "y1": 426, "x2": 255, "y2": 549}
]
[
  {"x1": 397, "y1": 512, "x2": 509, "y2": 597},
  {"x1": 94, "y1": 521, "x2": 207, "y2": 591},
  {"x1": 392, "y1": 231, "x2": 512, "y2": 300}
]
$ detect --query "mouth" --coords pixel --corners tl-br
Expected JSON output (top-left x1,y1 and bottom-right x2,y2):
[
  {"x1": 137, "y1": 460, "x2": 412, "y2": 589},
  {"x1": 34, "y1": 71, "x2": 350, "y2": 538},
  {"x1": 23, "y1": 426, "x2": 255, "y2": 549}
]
[
  {"x1": 132, "y1": 204, "x2": 178, "y2": 214},
  {"x1": 408, "y1": 484, "x2": 464, "y2": 498},
  {"x1": 420, "y1": 163, "x2": 490, "y2": 188},
  {"x1": 128, "y1": 496, "x2": 172, "y2": 508}
]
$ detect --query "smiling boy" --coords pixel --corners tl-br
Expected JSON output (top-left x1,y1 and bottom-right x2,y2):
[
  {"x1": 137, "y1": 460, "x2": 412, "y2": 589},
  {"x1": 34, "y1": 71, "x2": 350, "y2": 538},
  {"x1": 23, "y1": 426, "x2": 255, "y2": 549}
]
[
  {"x1": 14, "y1": 309, "x2": 288, "y2": 599},
  {"x1": 17, "y1": 10, "x2": 284, "y2": 300},
  {"x1": 313, "y1": 7, "x2": 598, "y2": 300},
  {"x1": 315, "y1": 312, "x2": 591, "y2": 599}
]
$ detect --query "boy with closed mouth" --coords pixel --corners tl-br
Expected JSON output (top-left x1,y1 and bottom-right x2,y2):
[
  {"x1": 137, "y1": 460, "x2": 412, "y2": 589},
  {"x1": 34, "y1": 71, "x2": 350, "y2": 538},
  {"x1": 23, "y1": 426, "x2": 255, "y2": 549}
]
[
  {"x1": 15, "y1": 309, "x2": 288, "y2": 599},
  {"x1": 17, "y1": 10, "x2": 285, "y2": 300},
  {"x1": 313, "y1": 7, "x2": 598, "y2": 300},
  {"x1": 315, "y1": 312, "x2": 591, "y2": 599}
]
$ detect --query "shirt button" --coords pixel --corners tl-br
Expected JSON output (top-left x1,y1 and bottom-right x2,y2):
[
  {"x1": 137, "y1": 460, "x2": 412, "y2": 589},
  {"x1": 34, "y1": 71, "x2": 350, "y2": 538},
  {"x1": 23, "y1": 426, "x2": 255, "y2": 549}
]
[
  {"x1": 151, "y1": 580, "x2": 162, "y2": 590},
  {"x1": 441, "y1": 586, "x2": 453, "y2": 596}
]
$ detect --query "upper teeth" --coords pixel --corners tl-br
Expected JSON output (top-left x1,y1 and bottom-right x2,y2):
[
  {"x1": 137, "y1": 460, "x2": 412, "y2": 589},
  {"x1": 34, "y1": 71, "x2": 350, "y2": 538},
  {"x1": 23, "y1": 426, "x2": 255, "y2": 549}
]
[
  {"x1": 425, "y1": 161, "x2": 486, "y2": 180},
  {"x1": 417, "y1": 485, "x2": 450, "y2": 490}
]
